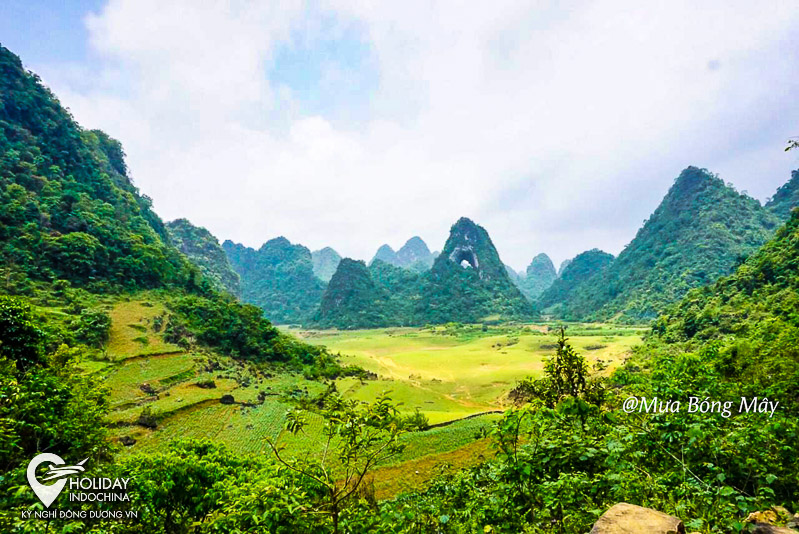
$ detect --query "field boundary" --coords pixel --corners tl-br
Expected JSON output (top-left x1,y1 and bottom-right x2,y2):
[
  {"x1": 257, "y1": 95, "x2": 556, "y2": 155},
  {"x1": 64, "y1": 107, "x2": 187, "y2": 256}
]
[{"x1": 424, "y1": 410, "x2": 503, "y2": 430}]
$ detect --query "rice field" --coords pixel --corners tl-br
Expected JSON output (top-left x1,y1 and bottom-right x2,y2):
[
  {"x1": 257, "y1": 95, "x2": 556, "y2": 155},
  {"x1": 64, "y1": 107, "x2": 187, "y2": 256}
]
[{"x1": 100, "y1": 300, "x2": 644, "y2": 497}]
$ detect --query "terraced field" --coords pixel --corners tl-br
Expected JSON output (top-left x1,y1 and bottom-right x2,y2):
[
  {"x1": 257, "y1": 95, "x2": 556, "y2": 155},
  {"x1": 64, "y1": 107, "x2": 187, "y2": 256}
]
[{"x1": 96, "y1": 301, "x2": 643, "y2": 498}]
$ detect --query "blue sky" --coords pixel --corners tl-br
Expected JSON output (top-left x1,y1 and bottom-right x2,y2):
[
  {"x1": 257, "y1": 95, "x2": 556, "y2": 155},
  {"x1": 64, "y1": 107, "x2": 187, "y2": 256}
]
[
  {"x1": 2, "y1": 1, "x2": 798, "y2": 269},
  {"x1": 0, "y1": 1, "x2": 103, "y2": 64}
]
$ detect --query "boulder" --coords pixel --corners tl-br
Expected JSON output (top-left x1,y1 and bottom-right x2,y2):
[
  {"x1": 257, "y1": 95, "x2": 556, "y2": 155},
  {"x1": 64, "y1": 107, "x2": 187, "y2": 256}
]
[
  {"x1": 750, "y1": 525, "x2": 799, "y2": 534},
  {"x1": 220, "y1": 394, "x2": 235, "y2": 405},
  {"x1": 591, "y1": 503, "x2": 685, "y2": 534}
]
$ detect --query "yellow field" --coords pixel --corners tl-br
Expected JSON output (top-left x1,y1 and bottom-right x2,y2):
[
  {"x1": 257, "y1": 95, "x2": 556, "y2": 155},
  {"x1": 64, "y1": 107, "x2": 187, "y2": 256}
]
[
  {"x1": 298, "y1": 325, "x2": 642, "y2": 423},
  {"x1": 98, "y1": 301, "x2": 643, "y2": 498}
]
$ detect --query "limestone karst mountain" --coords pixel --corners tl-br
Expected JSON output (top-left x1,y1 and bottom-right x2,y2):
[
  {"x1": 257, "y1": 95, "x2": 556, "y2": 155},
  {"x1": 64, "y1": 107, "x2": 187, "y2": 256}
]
[
  {"x1": 396, "y1": 236, "x2": 436, "y2": 271},
  {"x1": 556, "y1": 166, "x2": 779, "y2": 321},
  {"x1": 311, "y1": 218, "x2": 534, "y2": 326},
  {"x1": 370, "y1": 237, "x2": 436, "y2": 272},
  {"x1": 517, "y1": 253, "x2": 557, "y2": 301},
  {"x1": 537, "y1": 249, "x2": 614, "y2": 315},
  {"x1": 223, "y1": 237, "x2": 324, "y2": 324},
  {"x1": 417, "y1": 217, "x2": 535, "y2": 323},
  {"x1": 371, "y1": 244, "x2": 399, "y2": 266},
  {"x1": 310, "y1": 258, "x2": 391, "y2": 329},
  {"x1": 0, "y1": 45, "x2": 194, "y2": 290},
  {"x1": 311, "y1": 247, "x2": 342, "y2": 282},
  {"x1": 557, "y1": 258, "x2": 573, "y2": 277},
  {"x1": 167, "y1": 219, "x2": 241, "y2": 295}
]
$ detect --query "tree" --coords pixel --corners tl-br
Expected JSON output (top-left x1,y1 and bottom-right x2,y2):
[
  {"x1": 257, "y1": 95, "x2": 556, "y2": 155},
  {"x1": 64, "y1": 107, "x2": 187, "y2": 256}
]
[
  {"x1": 266, "y1": 394, "x2": 405, "y2": 533},
  {"x1": 0, "y1": 295, "x2": 44, "y2": 372},
  {"x1": 509, "y1": 327, "x2": 604, "y2": 408}
]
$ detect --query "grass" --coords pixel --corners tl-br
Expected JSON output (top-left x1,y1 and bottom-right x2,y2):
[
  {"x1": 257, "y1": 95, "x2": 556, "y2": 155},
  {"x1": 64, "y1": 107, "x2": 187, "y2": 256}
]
[
  {"x1": 106, "y1": 300, "x2": 182, "y2": 360},
  {"x1": 99, "y1": 301, "x2": 643, "y2": 496},
  {"x1": 298, "y1": 325, "x2": 641, "y2": 423}
]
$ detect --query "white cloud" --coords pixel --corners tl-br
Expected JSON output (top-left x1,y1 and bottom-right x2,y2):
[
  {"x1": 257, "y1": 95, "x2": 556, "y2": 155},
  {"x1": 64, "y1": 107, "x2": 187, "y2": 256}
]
[{"x1": 36, "y1": 0, "x2": 799, "y2": 269}]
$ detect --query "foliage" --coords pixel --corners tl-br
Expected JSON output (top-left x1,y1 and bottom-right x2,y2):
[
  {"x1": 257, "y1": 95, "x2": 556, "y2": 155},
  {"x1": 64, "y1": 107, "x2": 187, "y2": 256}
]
[
  {"x1": 72, "y1": 308, "x2": 111, "y2": 348},
  {"x1": 537, "y1": 249, "x2": 614, "y2": 314},
  {"x1": 368, "y1": 260, "x2": 424, "y2": 325},
  {"x1": 557, "y1": 167, "x2": 780, "y2": 322},
  {"x1": 223, "y1": 237, "x2": 325, "y2": 324},
  {"x1": 0, "y1": 297, "x2": 110, "y2": 519},
  {"x1": 166, "y1": 218, "x2": 241, "y2": 295},
  {"x1": 0, "y1": 45, "x2": 195, "y2": 292},
  {"x1": 510, "y1": 327, "x2": 605, "y2": 410},
  {"x1": 517, "y1": 252, "x2": 557, "y2": 301},
  {"x1": 765, "y1": 169, "x2": 799, "y2": 221},
  {"x1": 0, "y1": 295, "x2": 44, "y2": 371},
  {"x1": 265, "y1": 394, "x2": 406, "y2": 533}
]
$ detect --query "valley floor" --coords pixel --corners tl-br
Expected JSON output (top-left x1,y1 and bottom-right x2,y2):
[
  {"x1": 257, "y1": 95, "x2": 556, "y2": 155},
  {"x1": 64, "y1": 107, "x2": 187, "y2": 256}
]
[{"x1": 95, "y1": 299, "x2": 644, "y2": 498}]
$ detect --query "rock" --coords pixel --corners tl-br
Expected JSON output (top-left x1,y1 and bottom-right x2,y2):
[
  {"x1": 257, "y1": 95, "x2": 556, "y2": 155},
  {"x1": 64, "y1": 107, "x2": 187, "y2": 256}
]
[
  {"x1": 119, "y1": 436, "x2": 136, "y2": 446},
  {"x1": 748, "y1": 511, "x2": 779, "y2": 524},
  {"x1": 749, "y1": 524, "x2": 799, "y2": 534},
  {"x1": 220, "y1": 394, "x2": 235, "y2": 405},
  {"x1": 590, "y1": 503, "x2": 685, "y2": 534}
]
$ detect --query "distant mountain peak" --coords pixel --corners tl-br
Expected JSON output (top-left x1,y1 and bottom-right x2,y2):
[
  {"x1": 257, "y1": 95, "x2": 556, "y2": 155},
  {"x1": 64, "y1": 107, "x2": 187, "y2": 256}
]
[
  {"x1": 396, "y1": 236, "x2": 434, "y2": 271},
  {"x1": 312, "y1": 247, "x2": 342, "y2": 282},
  {"x1": 516, "y1": 253, "x2": 556, "y2": 301},
  {"x1": 371, "y1": 237, "x2": 435, "y2": 271},
  {"x1": 371, "y1": 244, "x2": 400, "y2": 266}
]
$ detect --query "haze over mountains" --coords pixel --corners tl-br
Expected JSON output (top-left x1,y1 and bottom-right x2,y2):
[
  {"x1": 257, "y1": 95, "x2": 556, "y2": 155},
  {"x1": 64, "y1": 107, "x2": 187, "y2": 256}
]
[{"x1": 369, "y1": 237, "x2": 437, "y2": 272}]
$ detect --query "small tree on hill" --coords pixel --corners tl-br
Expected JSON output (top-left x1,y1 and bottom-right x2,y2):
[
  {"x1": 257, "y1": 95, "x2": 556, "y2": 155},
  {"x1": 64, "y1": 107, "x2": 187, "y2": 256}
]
[
  {"x1": 266, "y1": 393, "x2": 406, "y2": 533},
  {"x1": 509, "y1": 327, "x2": 604, "y2": 408}
]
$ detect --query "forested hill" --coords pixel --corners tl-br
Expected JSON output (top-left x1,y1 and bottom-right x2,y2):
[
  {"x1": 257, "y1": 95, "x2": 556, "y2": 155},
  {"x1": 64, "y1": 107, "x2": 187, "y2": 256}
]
[
  {"x1": 653, "y1": 208, "x2": 799, "y2": 412},
  {"x1": 659, "y1": 207, "x2": 799, "y2": 346},
  {"x1": 0, "y1": 42, "x2": 337, "y2": 369},
  {"x1": 166, "y1": 218, "x2": 240, "y2": 295},
  {"x1": 417, "y1": 217, "x2": 535, "y2": 323},
  {"x1": 223, "y1": 237, "x2": 324, "y2": 324},
  {"x1": 554, "y1": 166, "x2": 779, "y2": 322},
  {"x1": 310, "y1": 258, "x2": 391, "y2": 329},
  {"x1": 0, "y1": 45, "x2": 194, "y2": 290},
  {"x1": 765, "y1": 169, "x2": 799, "y2": 220},
  {"x1": 517, "y1": 252, "x2": 557, "y2": 301},
  {"x1": 537, "y1": 249, "x2": 613, "y2": 314}
]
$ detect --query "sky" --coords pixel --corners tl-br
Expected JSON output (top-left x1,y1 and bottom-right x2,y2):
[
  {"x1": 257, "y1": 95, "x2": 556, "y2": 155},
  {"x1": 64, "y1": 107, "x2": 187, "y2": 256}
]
[{"x1": 2, "y1": 0, "x2": 798, "y2": 271}]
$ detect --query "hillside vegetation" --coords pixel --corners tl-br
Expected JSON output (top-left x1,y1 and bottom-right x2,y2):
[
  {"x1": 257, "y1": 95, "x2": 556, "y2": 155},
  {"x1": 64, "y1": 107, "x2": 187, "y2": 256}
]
[
  {"x1": 517, "y1": 253, "x2": 557, "y2": 301},
  {"x1": 0, "y1": 46, "x2": 193, "y2": 292},
  {"x1": 166, "y1": 218, "x2": 240, "y2": 295},
  {"x1": 538, "y1": 249, "x2": 614, "y2": 313},
  {"x1": 557, "y1": 167, "x2": 779, "y2": 321},
  {"x1": 223, "y1": 237, "x2": 325, "y2": 324}
]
